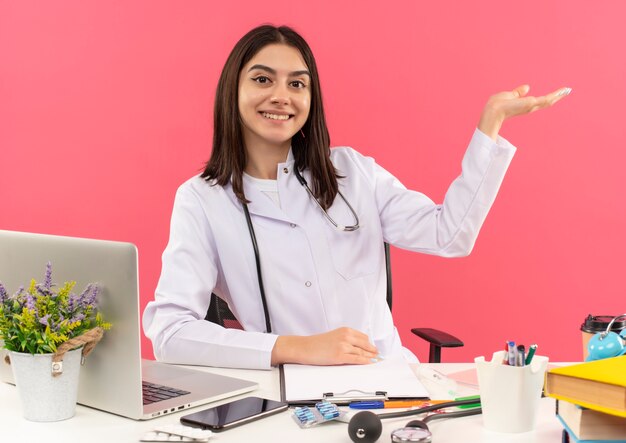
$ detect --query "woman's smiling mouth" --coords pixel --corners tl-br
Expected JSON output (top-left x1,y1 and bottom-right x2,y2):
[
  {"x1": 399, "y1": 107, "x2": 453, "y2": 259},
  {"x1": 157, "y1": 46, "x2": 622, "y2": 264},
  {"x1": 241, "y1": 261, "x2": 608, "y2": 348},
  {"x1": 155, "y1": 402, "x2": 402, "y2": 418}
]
[{"x1": 261, "y1": 112, "x2": 292, "y2": 121}]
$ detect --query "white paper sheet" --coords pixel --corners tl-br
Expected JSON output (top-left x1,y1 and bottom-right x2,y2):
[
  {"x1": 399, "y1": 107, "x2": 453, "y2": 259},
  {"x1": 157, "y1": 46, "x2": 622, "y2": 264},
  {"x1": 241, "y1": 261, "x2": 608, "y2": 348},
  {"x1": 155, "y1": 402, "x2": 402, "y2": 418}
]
[{"x1": 281, "y1": 357, "x2": 429, "y2": 403}]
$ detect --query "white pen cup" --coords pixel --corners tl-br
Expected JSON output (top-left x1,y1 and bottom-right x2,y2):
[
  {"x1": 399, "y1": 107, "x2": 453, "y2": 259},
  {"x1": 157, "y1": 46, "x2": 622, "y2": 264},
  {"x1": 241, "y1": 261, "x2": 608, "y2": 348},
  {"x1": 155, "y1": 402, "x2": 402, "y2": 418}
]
[{"x1": 475, "y1": 351, "x2": 549, "y2": 433}]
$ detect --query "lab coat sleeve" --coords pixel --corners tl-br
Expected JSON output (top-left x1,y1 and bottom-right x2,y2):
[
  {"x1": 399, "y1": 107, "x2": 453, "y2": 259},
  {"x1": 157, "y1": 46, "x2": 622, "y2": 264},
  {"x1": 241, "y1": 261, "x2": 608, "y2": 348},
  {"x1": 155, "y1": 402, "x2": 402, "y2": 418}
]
[
  {"x1": 373, "y1": 128, "x2": 516, "y2": 256},
  {"x1": 142, "y1": 183, "x2": 278, "y2": 369}
]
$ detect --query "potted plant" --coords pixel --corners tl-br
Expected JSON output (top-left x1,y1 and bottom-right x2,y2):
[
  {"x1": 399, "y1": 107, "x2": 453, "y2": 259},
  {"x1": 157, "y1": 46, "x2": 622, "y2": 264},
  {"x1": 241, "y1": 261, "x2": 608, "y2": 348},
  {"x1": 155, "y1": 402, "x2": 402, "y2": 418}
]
[{"x1": 0, "y1": 262, "x2": 110, "y2": 421}]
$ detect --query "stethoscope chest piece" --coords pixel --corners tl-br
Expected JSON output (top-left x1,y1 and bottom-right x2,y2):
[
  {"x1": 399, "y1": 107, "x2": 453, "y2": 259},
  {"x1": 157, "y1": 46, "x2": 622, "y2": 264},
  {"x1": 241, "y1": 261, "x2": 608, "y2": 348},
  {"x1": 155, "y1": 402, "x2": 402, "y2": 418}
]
[{"x1": 391, "y1": 426, "x2": 432, "y2": 443}]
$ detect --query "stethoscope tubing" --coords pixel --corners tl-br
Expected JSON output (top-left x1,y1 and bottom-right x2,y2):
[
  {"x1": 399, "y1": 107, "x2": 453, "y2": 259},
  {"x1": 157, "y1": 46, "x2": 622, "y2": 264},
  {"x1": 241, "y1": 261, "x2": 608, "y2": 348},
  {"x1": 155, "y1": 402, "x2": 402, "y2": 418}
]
[
  {"x1": 376, "y1": 398, "x2": 482, "y2": 420},
  {"x1": 242, "y1": 203, "x2": 272, "y2": 333},
  {"x1": 293, "y1": 168, "x2": 360, "y2": 232}
]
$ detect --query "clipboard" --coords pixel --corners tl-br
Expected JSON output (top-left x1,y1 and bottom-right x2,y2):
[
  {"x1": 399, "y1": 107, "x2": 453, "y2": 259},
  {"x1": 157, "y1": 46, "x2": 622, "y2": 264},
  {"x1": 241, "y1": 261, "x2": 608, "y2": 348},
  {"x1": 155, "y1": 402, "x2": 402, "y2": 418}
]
[{"x1": 279, "y1": 357, "x2": 430, "y2": 406}]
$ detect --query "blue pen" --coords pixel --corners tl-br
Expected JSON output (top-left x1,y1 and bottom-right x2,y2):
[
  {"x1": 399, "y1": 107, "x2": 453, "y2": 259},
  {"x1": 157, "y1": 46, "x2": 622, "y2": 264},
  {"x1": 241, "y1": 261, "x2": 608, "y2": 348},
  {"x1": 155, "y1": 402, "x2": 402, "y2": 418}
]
[
  {"x1": 507, "y1": 341, "x2": 516, "y2": 366},
  {"x1": 349, "y1": 401, "x2": 385, "y2": 409}
]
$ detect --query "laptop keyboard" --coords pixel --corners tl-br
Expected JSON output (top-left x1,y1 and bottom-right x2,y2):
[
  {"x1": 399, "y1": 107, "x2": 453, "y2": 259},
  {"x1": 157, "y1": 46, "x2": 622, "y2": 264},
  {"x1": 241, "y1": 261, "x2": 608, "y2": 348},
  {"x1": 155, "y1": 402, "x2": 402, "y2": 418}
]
[{"x1": 142, "y1": 381, "x2": 191, "y2": 405}]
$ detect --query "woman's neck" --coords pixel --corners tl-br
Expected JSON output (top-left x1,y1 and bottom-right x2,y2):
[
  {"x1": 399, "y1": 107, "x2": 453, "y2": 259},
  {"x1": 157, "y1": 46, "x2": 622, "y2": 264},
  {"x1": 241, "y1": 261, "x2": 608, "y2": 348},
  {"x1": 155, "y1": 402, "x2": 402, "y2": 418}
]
[{"x1": 244, "y1": 142, "x2": 290, "y2": 180}]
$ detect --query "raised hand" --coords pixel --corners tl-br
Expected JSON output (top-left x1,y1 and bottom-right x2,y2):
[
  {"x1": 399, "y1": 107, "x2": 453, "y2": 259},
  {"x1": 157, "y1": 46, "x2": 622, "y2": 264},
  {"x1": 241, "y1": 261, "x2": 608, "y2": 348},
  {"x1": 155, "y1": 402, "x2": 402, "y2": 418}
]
[
  {"x1": 271, "y1": 327, "x2": 380, "y2": 366},
  {"x1": 478, "y1": 84, "x2": 571, "y2": 141}
]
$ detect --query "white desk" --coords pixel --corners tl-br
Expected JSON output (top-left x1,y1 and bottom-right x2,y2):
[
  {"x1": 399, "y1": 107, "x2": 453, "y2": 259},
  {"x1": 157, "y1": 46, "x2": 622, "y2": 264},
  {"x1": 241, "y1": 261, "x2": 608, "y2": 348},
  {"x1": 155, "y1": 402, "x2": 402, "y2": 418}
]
[{"x1": 0, "y1": 363, "x2": 564, "y2": 443}]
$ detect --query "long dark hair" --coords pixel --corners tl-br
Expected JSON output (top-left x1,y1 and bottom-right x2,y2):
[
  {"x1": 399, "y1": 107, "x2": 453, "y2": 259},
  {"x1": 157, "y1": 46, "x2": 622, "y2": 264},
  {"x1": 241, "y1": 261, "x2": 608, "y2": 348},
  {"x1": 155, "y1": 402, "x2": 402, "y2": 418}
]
[{"x1": 201, "y1": 25, "x2": 338, "y2": 210}]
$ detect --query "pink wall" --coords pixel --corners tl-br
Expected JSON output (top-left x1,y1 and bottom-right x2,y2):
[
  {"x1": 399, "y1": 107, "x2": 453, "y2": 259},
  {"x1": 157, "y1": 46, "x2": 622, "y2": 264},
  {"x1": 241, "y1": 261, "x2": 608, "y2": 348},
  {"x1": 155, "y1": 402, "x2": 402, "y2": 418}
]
[{"x1": 2, "y1": 1, "x2": 625, "y2": 363}]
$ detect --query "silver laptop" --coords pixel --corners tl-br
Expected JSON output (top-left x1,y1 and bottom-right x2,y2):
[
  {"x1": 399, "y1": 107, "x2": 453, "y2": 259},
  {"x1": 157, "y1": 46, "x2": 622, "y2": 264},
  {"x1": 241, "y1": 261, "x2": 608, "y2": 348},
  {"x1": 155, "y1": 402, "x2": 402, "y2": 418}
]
[{"x1": 0, "y1": 230, "x2": 257, "y2": 420}]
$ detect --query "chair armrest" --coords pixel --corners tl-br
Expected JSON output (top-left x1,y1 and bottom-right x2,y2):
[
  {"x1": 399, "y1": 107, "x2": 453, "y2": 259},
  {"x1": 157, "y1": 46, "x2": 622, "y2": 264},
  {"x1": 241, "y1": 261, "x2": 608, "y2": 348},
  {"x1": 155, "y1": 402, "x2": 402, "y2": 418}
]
[
  {"x1": 411, "y1": 327, "x2": 464, "y2": 363},
  {"x1": 411, "y1": 328, "x2": 463, "y2": 347}
]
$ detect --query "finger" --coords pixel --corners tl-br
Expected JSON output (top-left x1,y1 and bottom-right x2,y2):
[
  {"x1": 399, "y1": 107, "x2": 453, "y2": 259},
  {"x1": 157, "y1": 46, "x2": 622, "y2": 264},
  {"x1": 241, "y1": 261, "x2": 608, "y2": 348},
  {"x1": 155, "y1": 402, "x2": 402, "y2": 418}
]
[
  {"x1": 548, "y1": 87, "x2": 572, "y2": 105},
  {"x1": 350, "y1": 335, "x2": 378, "y2": 354},
  {"x1": 553, "y1": 86, "x2": 572, "y2": 98},
  {"x1": 512, "y1": 84, "x2": 530, "y2": 98},
  {"x1": 346, "y1": 346, "x2": 378, "y2": 359},
  {"x1": 535, "y1": 87, "x2": 572, "y2": 107},
  {"x1": 511, "y1": 95, "x2": 552, "y2": 115},
  {"x1": 340, "y1": 353, "x2": 377, "y2": 365},
  {"x1": 342, "y1": 328, "x2": 379, "y2": 354},
  {"x1": 527, "y1": 88, "x2": 571, "y2": 112}
]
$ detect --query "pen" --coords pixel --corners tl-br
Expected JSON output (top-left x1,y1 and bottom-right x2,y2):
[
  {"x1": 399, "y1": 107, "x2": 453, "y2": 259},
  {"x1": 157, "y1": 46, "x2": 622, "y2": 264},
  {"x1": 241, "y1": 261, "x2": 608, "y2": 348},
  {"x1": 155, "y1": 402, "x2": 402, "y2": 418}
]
[
  {"x1": 502, "y1": 341, "x2": 509, "y2": 365},
  {"x1": 525, "y1": 344, "x2": 537, "y2": 365},
  {"x1": 348, "y1": 399, "x2": 449, "y2": 409},
  {"x1": 507, "y1": 341, "x2": 517, "y2": 366},
  {"x1": 517, "y1": 345, "x2": 525, "y2": 367},
  {"x1": 453, "y1": 394, "x2": 481, "y2": 409}
]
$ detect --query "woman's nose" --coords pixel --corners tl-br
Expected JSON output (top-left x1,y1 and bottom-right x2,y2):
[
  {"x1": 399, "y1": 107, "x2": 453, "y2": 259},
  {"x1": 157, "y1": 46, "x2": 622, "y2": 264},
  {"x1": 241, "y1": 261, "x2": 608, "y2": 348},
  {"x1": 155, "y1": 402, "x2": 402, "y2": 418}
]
[
  {"x1": 270, "y1": 84, "x2": 290, "y2": 105},
  {"x1": 270, "y1": 95, "x2": 289, "y2": 105}
]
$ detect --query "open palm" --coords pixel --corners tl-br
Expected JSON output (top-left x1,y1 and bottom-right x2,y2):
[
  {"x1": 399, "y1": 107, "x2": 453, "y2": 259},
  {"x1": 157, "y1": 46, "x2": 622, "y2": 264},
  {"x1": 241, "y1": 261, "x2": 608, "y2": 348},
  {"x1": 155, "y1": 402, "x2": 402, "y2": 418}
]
[{"x1": 478, "y1": 84, "x2": 571, "y2": 140}]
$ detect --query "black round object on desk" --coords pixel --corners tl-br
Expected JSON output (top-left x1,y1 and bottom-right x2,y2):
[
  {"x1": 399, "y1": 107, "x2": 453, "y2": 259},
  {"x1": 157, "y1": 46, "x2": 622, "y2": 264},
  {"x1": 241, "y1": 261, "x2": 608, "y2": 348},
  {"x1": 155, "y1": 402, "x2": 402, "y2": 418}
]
[{"x1": 348, "y1": 411, "x2": 383, "y2": 443}]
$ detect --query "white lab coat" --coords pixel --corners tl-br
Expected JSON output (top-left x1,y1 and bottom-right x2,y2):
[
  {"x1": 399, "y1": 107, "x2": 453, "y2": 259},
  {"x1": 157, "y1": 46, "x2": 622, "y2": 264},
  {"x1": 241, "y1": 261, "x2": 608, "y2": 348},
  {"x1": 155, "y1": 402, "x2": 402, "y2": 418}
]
[{"x1": 143, "y1": 129, "x2": 516, "y2": 369}]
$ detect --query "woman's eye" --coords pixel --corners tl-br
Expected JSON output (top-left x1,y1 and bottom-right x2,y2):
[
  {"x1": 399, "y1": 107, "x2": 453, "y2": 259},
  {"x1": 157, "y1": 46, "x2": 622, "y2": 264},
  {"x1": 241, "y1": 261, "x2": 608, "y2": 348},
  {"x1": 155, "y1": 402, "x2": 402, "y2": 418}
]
[
  {"x1": 252, "y1": 76, "x2": 270, "y2": 84},
  {"x1": 291, "y1": 80, "x2": 306, "y2": 88}
]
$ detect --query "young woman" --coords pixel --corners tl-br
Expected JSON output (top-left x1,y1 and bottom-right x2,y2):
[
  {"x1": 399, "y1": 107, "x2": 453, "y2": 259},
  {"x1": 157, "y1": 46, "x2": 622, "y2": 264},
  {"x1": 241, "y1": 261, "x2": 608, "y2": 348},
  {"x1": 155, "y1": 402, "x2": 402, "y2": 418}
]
[{"x1": 143, "y1": 25, "x2": 570, "y2": 369}]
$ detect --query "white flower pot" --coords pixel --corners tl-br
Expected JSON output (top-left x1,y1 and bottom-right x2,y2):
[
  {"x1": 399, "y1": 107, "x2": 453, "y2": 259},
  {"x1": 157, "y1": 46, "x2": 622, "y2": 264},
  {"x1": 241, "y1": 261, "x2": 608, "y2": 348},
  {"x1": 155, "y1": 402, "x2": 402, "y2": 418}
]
[{"x1": 9, "y1": 347, "x2": 82, "y2": 422}]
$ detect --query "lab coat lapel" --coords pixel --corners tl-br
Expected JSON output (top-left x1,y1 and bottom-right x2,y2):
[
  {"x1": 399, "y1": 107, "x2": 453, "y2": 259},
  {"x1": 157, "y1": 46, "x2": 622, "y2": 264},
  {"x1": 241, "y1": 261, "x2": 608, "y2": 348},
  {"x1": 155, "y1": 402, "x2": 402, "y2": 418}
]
[{"x1": 242, "y1": 180, "x2": 291, "y2": 222}]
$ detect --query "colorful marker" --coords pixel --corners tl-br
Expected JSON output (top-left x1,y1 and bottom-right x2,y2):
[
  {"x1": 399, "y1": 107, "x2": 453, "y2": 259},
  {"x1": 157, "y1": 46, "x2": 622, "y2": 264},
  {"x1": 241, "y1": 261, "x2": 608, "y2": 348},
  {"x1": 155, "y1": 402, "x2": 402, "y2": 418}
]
[
  {"x1": 454, "y1": 395, "x2": 482, "y2": 409},
  {"x1": 349, "y1": 399, "x2": 449, "y2": 409}
]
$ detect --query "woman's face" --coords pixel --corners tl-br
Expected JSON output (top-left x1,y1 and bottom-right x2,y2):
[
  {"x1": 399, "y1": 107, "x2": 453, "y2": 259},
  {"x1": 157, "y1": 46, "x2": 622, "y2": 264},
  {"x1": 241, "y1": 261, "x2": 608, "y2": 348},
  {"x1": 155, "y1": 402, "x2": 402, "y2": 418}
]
[{"x1": 238, "y1": 43, "x2": 311, "y2": 153}]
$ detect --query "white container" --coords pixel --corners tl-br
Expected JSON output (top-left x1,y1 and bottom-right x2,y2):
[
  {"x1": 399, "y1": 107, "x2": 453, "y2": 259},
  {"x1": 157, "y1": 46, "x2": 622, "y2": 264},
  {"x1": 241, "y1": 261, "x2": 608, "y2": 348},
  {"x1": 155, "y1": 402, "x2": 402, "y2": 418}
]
[
  {"x1": 9, "y1": 347, "x2": 82, "y2": 422},
  {"x1": 475, "y1": 350, "x2": 549, "y2": 433}
]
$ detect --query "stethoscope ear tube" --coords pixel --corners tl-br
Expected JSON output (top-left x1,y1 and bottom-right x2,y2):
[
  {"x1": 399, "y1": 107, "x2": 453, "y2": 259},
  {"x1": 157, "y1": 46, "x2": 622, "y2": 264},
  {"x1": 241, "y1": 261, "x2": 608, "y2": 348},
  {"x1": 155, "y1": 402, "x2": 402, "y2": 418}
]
[{"x1": 376, "y1": 397, "x2": 481, "y2": 420}]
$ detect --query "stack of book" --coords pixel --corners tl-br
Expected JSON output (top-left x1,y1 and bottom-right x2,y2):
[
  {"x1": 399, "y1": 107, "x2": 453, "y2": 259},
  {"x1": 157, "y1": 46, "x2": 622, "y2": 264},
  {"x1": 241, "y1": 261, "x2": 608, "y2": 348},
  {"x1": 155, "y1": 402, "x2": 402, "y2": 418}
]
[{"x1": 545, "y1": 356, "x2": 626, "y2": 442}]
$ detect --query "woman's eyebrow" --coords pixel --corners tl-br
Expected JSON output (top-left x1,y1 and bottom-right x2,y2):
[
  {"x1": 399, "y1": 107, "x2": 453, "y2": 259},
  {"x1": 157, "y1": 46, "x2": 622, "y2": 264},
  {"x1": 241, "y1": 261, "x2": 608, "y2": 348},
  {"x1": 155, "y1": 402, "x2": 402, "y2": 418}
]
[{"x1": 248, "y1": 64, "x2": 310, "y2": 77}]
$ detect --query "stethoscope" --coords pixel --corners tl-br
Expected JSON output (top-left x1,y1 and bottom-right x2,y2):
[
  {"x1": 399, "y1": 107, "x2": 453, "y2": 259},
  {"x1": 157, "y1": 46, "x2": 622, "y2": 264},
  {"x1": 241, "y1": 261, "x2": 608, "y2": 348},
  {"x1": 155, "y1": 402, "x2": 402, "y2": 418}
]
[
  {"x1": 241, "y1": 167, "x2": 360, "y2": 333},
  {"x1": 347, "y1": 398, "x2": 482, "y2": 443}
]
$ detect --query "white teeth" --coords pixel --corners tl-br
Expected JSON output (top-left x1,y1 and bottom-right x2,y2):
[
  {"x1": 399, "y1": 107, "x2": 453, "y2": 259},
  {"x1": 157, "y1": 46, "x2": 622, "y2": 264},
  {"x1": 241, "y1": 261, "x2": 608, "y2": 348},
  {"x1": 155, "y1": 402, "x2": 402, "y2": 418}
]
[{"x1": 262, "y1": 112, "x2": 290, "y2": 121}]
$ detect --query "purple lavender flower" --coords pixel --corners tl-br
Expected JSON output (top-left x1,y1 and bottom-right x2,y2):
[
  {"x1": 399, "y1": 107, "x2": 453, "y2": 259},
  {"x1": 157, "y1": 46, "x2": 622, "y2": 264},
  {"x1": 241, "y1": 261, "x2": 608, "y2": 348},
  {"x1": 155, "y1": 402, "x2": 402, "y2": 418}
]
[
  {"x1": 70, "y1": 313, "x2": 85, "y2": 323},
  {"x1": 76, "y1": 283, "x2": 99, "y2": 309},
  {"x1": 25, "y1": 292, "x2": 36, "y2": 311},
  {"x1": 13, "y1": 286, "x2": 24, "y2": 299},
  {"x1": 0, "y1": 282, "x2": 7, "y2": 304},
  {"x1": 76, "y1": 284, "x2": 90, "y2": 306},
  {"x1": 43, "y1": 261, "x2": 53, "y2": 290},
  {"x1": 39, "y1": 314, "x2": 51, "y2": 327},
  {"x1": 36, "y1": 284, "x2": 52, "y2": 298},
  {"x1": 50, "y1": 314, "x2": 63, "y2": 332},
  {"x1": 84, "y1": 284, "x2": 99, "y2": 306}
]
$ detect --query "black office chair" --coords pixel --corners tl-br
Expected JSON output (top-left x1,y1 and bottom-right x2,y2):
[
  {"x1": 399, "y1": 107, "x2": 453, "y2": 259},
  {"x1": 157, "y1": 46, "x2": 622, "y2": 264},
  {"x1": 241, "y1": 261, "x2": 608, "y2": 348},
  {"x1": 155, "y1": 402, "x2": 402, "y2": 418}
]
[
  {"x1": 204, "y1": 293, "x2": 244, "y2": 330},
  {"x1": 205, "y1": 243, "x2": 463, "y2": 363}
]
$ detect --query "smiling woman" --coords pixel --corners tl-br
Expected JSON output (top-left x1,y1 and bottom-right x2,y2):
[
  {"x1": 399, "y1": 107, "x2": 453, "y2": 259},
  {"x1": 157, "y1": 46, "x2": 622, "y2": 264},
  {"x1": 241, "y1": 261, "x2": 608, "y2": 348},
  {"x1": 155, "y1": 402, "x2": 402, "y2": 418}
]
[{"x1": 141, "y1": 24, "x2": 570, "y2": 370}]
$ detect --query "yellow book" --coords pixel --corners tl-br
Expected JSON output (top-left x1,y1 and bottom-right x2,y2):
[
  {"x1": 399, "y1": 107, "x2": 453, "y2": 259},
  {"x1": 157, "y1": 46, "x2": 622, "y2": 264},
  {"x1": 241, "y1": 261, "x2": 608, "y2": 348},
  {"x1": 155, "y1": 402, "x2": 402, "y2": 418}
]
[{"x1": 545, "y1": 356, "x2": 626, "y2": 418}]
